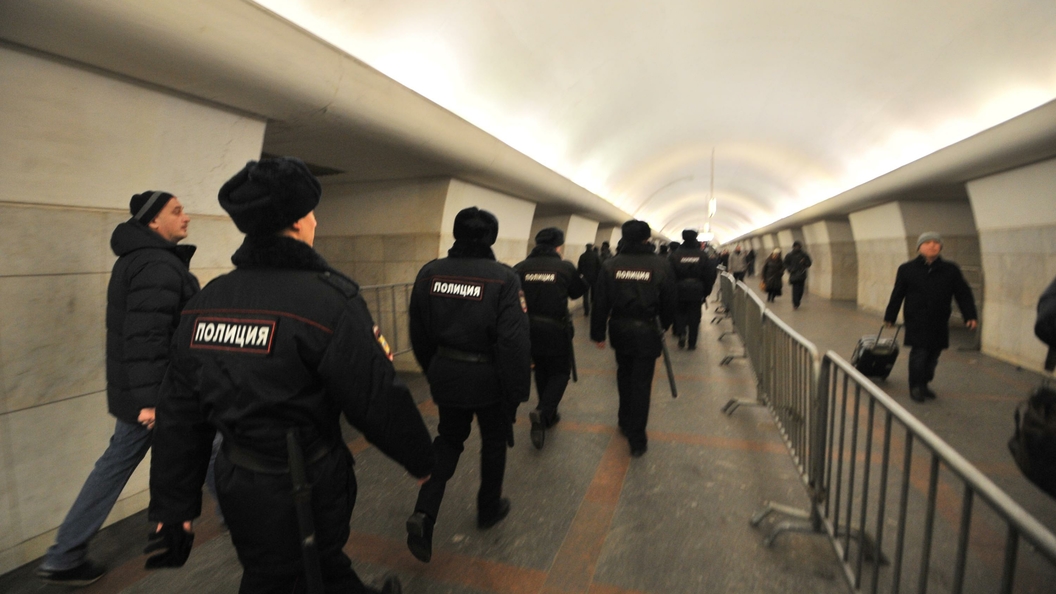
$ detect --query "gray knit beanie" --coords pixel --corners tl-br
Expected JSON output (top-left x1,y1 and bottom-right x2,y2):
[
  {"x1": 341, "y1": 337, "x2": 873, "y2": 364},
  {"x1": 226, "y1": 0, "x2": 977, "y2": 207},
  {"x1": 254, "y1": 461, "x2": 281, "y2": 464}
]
[{"x1": 916, "y1": 232, "x2": 943, "y2": 249}]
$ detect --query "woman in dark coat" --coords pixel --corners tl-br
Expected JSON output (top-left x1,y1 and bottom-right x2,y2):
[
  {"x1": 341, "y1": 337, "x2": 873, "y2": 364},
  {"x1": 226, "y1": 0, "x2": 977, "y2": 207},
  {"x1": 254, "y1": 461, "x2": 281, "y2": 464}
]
[{"x1": 761, "y1": 248, "x2": 784, "y2": 302}]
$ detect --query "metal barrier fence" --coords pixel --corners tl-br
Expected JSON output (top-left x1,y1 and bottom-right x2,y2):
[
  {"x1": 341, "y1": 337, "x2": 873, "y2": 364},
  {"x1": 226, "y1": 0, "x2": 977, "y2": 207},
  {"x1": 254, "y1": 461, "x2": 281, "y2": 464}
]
[
  {"x1": 716, "y1": 274, "x2": 1056, "y2": 593},
  {"x1": 359, "y1": 282, "x2": 414, "y2": 357}
]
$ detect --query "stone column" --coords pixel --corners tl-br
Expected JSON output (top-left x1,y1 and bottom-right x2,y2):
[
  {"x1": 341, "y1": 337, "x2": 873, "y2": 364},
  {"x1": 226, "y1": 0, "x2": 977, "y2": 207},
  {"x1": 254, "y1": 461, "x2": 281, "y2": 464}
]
[
  {"x1": 802, "y1": 220, "x2": 857, "y2": 301},
  {"x1": 849, "y1": 200, "x2": 980, "y2": 316},
  {"x1": 314, "y1": 178, "x2": 536, "y2": 370},
  {"x1": 0, "y1": 46, "x2": 261, "y2": 573},
  {"x1": 967, "y1": 157, "x2": 1056, "y2": 370},
  {"x1": 528, "y1": 214, "x2": 599, "y2": 265}
]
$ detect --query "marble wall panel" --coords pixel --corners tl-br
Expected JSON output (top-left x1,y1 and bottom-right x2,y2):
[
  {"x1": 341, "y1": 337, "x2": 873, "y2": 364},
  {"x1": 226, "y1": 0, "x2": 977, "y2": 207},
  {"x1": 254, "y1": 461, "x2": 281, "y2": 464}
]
[
  {"x1": 807, "y1": 243, "x2": 835, "y2": 299},
  {"x1": 0, "y1": 204, "x2": 114, "y2": 277},
  {"x1": 0, "y1": 273, "x2": 107, "y2": 412},
  {"x1": 977, "y1": 225, "x2": 1056, "y2": 369},
  {"x1": 0, "y1": 413, "x2": 20, "y2": 552},
  {"x1": 831, "y1": 242, "x2": 859, "y2": 301},
  {"x1": 8, "y1": 392, "x2": 115, "y2": 541},
  {"x1": 183, "y1": 215, "x2": 244, "y2": 272},
  {"x1": 855, "y1": 238, "x2": 908, "y2": 314}
]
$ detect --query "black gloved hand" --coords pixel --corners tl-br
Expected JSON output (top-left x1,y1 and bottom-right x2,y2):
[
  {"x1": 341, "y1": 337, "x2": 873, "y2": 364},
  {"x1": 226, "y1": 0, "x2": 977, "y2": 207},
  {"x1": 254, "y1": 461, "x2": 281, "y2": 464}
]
[{"x1": 144, "y1": 524, "x2": 194, "y2": 569}]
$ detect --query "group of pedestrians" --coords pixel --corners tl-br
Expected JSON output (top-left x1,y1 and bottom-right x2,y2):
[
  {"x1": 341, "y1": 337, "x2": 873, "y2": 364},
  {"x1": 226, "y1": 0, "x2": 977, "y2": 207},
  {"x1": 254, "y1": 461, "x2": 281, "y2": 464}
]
[
  {"x1": 34, "y1": 152, "x2": 994, "y2": 593},
  {"x1": 35, "y1": 155, "x2": 707, "y2": 593}
]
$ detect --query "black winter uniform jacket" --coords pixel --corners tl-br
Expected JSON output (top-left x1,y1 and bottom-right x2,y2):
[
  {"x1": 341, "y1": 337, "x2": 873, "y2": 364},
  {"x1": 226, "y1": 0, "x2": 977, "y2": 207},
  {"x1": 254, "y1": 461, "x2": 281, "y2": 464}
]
[
  {"x1": 1037, "y1": 276, "x2": 1056, "y2": 370},
  {"x1": 514, "y1": 246, "x2": 588, "y2": 360},
  {"x1": 884, "y1": 255, "x2": 978, "y2": 350},
  {"x1": 671, "y1": 242, "x2": 718, "y2": 303},
  {"x1": 577, "y1": 249, "x2": 601, "y2": 286},
  {"x1": 106, "y1": 221, "x2": 199, "y2": 424},
  {"x1": 149, "y1": 235, "x2": 434, "y2": 524},
  {"x1": 591, "y1": 242, "x2": 677, "y2": 358},
  {"x1": 410, "y1": 244, "x2": 531, "y2": 410}
]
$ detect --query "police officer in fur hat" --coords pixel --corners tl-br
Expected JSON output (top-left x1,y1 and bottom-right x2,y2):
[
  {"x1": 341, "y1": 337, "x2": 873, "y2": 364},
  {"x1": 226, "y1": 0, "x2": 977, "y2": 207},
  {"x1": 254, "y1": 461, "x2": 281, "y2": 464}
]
[
  {"x1": 514, "y1": 228, "x2": 588, "y2": 449},
  {"x1": 590, "y1": 220, "x2": 677, "y2": 457},
  {"x1": 405, "y1": 207, "x2": 531, "y2": 563},
  {"x1": 147, "y1": 156, "x2": 434, "y2": 594},
  {"x1": 671, "y1": 229, "x2": 718, "y2": 350}
]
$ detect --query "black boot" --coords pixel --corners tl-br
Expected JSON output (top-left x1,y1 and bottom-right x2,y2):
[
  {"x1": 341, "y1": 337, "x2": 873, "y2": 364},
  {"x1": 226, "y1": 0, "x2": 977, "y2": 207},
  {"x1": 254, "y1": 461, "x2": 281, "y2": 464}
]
[{"x1": 406, "y1": 512, "x2": 434, "y2": 562}]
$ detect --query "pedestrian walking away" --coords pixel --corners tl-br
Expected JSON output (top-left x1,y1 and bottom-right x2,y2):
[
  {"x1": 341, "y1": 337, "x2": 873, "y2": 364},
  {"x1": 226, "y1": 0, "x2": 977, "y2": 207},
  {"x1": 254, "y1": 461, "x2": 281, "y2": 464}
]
[
  {"x1": 761, "y1": 248, "x2": 784, "y2": 302},
  {"x1": 783, "y1": 241, "x2": 812, "y2": 309},
  {"x1": 577, "y1": 242, "x2": 601, "y2": 317},
  {"x1": 884, "y1": 232, "x2": 978, "y2": 403},
  {"x1": 516, "y1": 228, "x2": 588, "y2": 449},
  {"x1": 37, "y1": 190, "x2": 199, "y2": 587},
  {"x1": 591, "y1": 220, "x2": 677, "y2": 457},
  {"x1": 671, "y1": 229, "x2": 718, "y2": 350},
  {"x1": 405, "y1": 207, "x2": 531, "y2": 564},
  {"x1": 147, "y1": 157, "x2": 433, "y2": 594},
  {"x1": 727, "y1": 245, "x2": 749, "y2": 282}
]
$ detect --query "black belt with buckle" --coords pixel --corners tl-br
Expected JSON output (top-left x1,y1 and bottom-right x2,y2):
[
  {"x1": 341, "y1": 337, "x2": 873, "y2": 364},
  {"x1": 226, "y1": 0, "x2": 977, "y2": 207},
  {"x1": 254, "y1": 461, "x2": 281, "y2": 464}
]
[
  {"x1": 223, "y1": 437, "x2": 335, "y2": 475},
  {"x1": 436, "y1": 345, "x2": 493, "y2": 364}
]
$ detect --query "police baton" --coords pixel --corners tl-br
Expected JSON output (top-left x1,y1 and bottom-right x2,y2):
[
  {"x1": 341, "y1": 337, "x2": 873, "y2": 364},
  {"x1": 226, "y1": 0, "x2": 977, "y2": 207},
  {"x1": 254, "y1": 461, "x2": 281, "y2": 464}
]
[
  {"x1": 286, "y1": 430, "x2": 324, "y2": 594},
  {"x1": 656, "y1": 318, "x2": 678, "y2": 398},
  {"x1": 567, "y1": 322, "x2": 578, "y2": 383}
]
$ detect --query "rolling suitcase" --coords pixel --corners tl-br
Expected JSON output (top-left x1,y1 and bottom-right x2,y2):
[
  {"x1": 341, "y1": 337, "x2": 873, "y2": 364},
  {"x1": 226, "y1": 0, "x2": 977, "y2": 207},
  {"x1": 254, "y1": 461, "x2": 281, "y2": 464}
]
[{"x1": 851, "y1": 325, "x2": 901, "y2": 380}]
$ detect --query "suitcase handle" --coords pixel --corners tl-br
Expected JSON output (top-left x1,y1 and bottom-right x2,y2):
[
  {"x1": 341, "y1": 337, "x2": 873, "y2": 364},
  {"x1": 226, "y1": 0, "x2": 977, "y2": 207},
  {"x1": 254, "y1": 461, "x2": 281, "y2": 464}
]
[{"x1": 876, "y1": 324, "x2": 902, "y2": 343}]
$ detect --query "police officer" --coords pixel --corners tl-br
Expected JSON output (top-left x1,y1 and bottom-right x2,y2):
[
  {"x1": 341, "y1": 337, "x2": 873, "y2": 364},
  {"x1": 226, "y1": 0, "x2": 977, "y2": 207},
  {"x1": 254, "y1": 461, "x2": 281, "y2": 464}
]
[
  {"x1": 515, "y1": 228, "x2": 588, "y2": 449},
  {"x1": 671, "y1": 229, "x2": 718, "y2": 350},
  {"x1": 147, "y1": 157, "x2": 434, "y2": 594},
  {"x1": 591, "y1": 220, "x2": 677, "y2": 457},
  {"x1": 405, "y1": 207, "x2": 531, "y2": 563}
]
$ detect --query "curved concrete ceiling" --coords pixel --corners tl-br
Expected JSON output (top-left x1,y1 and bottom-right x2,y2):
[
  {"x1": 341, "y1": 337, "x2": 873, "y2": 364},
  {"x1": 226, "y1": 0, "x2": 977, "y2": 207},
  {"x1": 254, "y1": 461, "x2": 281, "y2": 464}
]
[
  {"x1": 253, "y1": 0, "x2": 1056, "y2": 241},
  {"x1": 3, "y1": 0, "x2": 1056, "y2": 243}
]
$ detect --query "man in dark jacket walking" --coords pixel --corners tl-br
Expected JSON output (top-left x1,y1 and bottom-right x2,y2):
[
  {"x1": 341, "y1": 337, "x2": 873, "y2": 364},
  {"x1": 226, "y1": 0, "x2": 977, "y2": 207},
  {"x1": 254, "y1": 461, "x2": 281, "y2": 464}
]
[
  {"x1": 147, "y1": 157, "x2": 432, "y2": 594},
  {"x1": 783, "y1": 241, "x2": 813, "y2": 309},
  {"x1": 577, "y1": 242, "x2": 601, "y2": 316},
  {"x1": 1036, "y1": 276, "x2": 1056, "y2": 371},
  {"x1": 671, "y1": 229, "x2": 718, "y2": 350},
  {"x1": 591, "y1": 220, "x2": 677, "y2": 457},
  {"x1": 884, "y1": 232, "x2": 978, "y2": 402},
  {"x1": 405, "y1": 207, "x2": 531, "y2": 563},
  {"x1": 37, "y1": 191, "x2": 199, "y2": 586},
  {"x1": 516, "y1": 228, "x2": 588, "y2": 449}
]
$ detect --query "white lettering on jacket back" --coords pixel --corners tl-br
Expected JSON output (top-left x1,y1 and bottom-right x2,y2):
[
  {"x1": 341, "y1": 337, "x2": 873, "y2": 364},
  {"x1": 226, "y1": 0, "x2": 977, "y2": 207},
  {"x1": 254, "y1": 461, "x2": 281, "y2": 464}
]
[{"x1": 191, "y1": 317, "x2": 276, "y2": 354}]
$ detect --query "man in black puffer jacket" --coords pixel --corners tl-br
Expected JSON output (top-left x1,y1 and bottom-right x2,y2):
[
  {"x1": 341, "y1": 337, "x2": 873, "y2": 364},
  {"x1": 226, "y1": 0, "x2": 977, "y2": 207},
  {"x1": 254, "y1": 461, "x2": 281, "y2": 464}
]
[
  {"x1": 37, "y1": 191, "x2": 198, "y2": 586},
  {"x1": 591, "y1": 220, "x2": 677, "y2": 457},
  {"x1": 148, "y1": 157, "x2": 433, "y2": 594},
  {"x1": 515, "y1": 227, "x2": 588, "y2": 449},
  {"x1": 404, "y1": 207, "x2": 531, "y2": 564}
]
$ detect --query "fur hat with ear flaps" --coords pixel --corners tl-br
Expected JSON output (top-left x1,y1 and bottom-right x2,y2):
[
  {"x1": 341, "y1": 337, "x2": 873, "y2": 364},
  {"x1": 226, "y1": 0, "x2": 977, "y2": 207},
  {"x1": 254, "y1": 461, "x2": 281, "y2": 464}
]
[
  {"x1": 622, "y1": 220, "x2": 651, "y2": 243},
  {"x1": 218, "y1": 157, "x2": 321, "y2": 236},
  {"x1": 453, "y1": 207, "x2": 499, "y2": 246}
]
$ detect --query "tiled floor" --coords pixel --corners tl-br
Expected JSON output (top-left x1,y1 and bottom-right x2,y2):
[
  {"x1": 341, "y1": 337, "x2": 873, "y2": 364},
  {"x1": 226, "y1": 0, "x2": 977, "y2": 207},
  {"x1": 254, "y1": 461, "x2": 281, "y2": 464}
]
[{"x1": 3, "y1": 279, "x2": 1053, "y2": 593}]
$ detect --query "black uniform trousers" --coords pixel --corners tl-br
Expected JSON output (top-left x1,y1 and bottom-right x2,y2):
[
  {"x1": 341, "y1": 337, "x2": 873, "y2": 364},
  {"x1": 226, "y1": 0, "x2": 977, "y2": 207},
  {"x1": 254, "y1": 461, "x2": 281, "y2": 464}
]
[
  {"x1": 675, "y1": 301, "x2": 703, "y2": 347},
  {"x1": 582, "y1": 285, "x2": 592, "y2": 316},
  {"x1": 534, "y1": 355, "x2": 571, "y2": 425},
  {"x1": 415, "y1": 403, "x2": 508, "y2": 521},
  {"x1": 215, "y1": 446, "x2": 367, "y2": 594},
  {"x1": 614, "y1": 351, "x2": 656, "y2": 449},
  {"x1": 790, "y1": 281, "x2": 806, "y2": 307},
  {"x1": 908, "y1": 346, "x2": 942, "y2": 389},
  {"x1": 732, "y1": 271, "x2": 746, "y2": 283}
]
